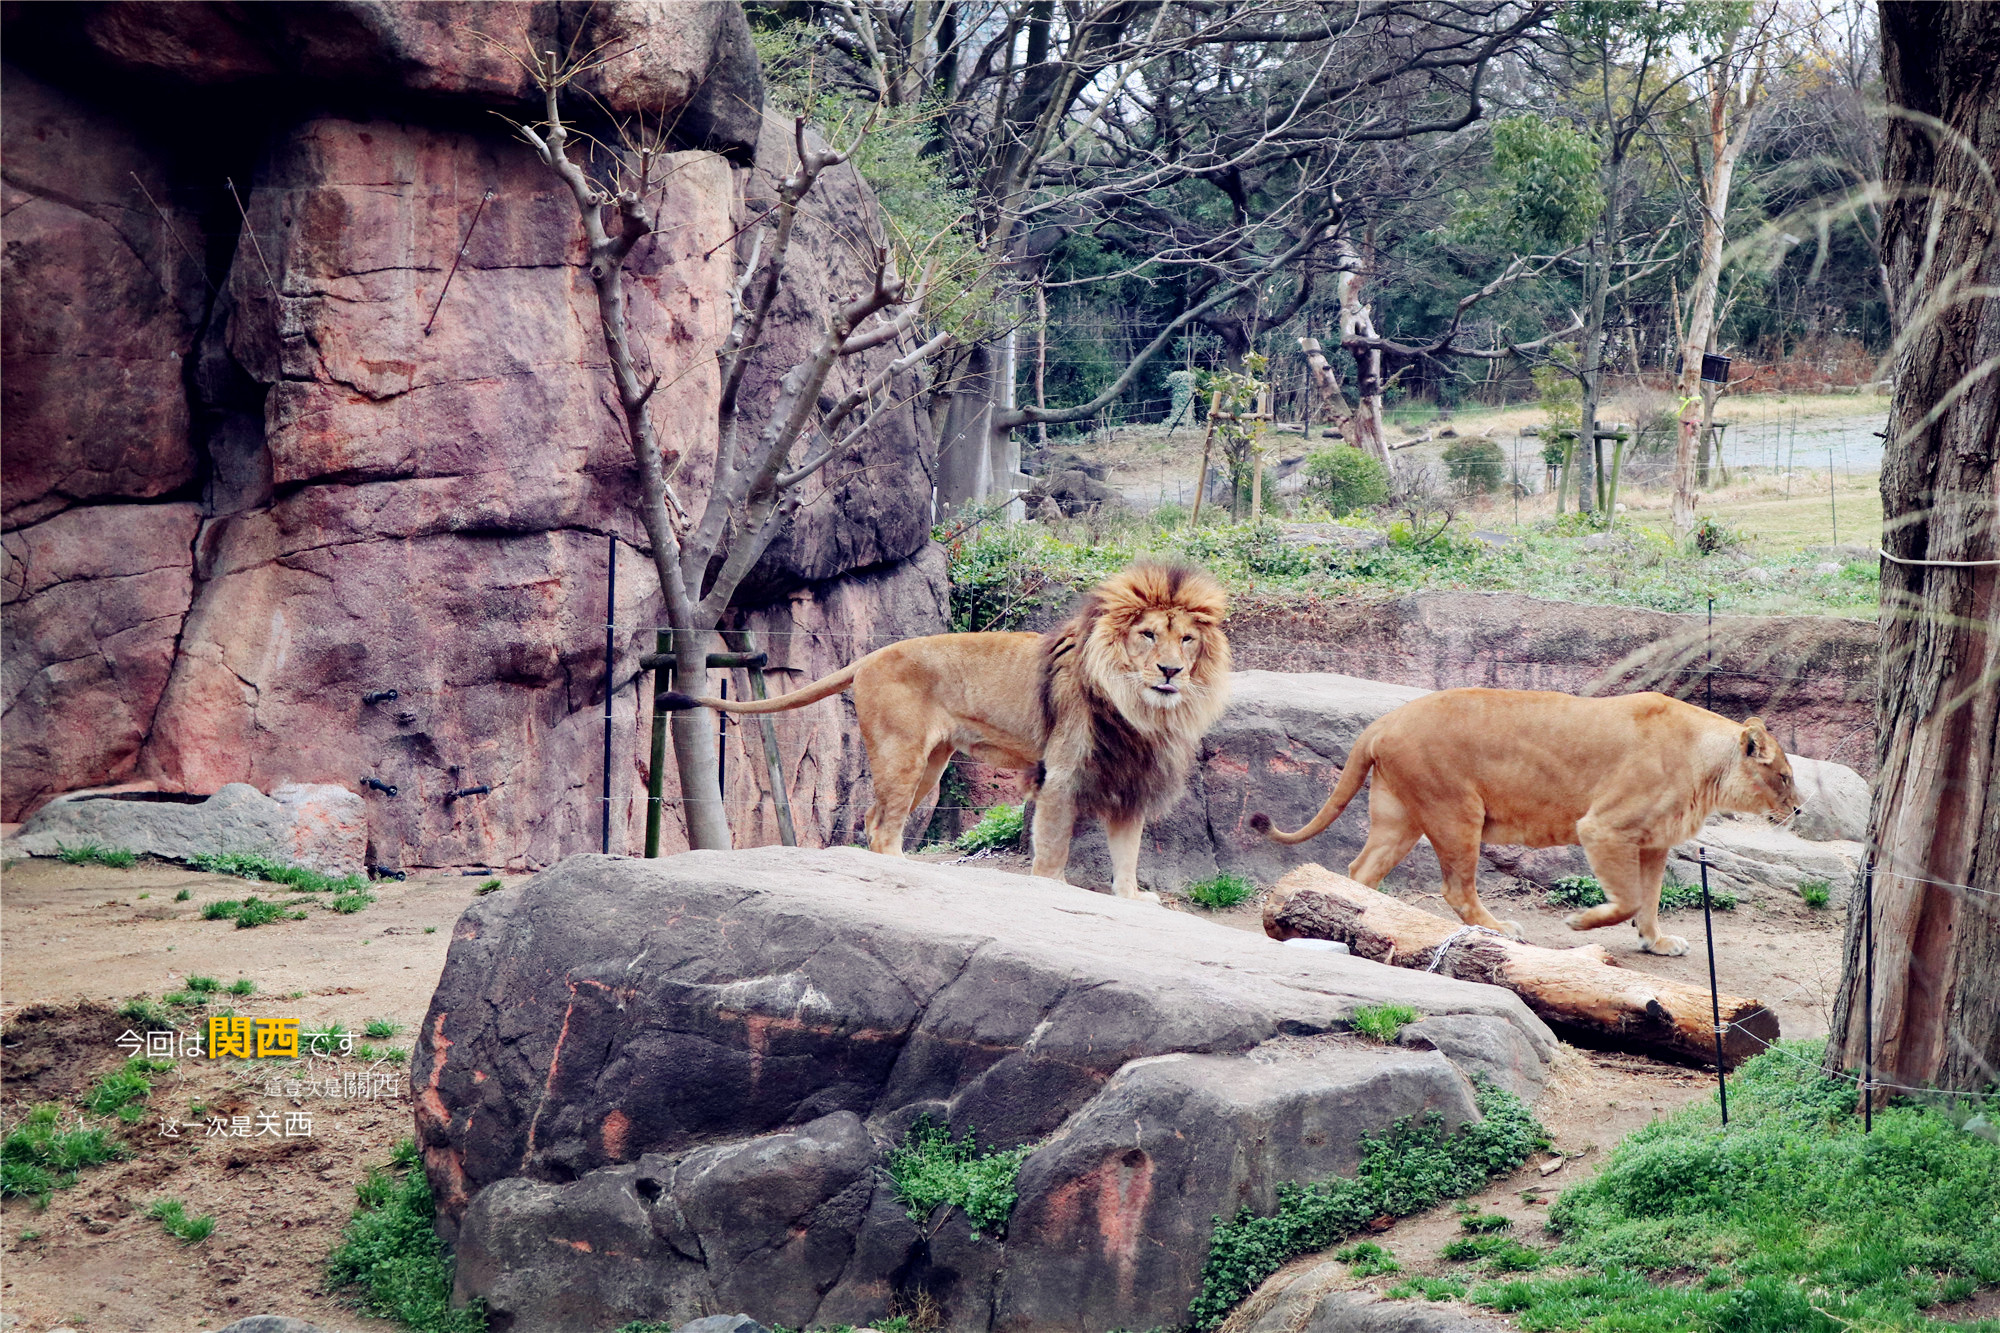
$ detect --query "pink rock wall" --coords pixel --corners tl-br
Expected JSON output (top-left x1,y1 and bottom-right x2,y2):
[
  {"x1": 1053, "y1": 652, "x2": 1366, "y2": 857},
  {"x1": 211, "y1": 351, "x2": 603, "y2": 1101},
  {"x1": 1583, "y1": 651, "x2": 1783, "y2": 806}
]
[{"x1": 2, "y1": 6, "x2": 947, "y2": 867}]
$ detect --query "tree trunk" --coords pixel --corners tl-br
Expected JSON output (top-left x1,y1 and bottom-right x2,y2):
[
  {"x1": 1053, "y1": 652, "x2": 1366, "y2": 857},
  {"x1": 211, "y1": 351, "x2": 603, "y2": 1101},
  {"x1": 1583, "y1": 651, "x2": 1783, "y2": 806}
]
[
  {"x1": 936, "y1": 344, "x2": 1000, "y2": 516},
  {"x1": 1824, "y1": 0, "x2": 2000, "y2": 1096},
  {"x1": 668, "y1": 633, "x2": 732, "y2": 851},
  {"x1": 1265, "y1": 867, "x2": 1780, "y2": 1066},
  {"x1": 1336, "y1": 268, "x2": 1392, "y2": 468}
]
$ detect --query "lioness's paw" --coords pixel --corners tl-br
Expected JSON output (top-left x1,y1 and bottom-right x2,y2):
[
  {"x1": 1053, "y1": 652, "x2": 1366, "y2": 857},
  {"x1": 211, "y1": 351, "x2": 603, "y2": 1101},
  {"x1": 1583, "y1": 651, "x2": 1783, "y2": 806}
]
[
  {"x1": 1500, "y1": 919, "x2": 1524, "y2": 940},
  {"x1": 1137, "y1": 890, "x2": 1163, "y2": 905},
  {"x1": 1641, "y1": 933, "x2": 1690, "y2": 957},
  {"x1": 1563, "y1": 911, "x2": 1590, "y2": 931}
]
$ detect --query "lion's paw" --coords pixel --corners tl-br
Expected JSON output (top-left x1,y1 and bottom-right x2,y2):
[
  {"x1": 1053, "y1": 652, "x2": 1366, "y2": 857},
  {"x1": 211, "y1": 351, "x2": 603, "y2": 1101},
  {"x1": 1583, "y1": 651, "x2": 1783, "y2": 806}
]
[
  {"x1": 1563, "y1": 911, "x2": 1590, "y2": 931},
  {"x1": 1137, "y1": 890, "x2": 1163, "y2": 906},
  {"x1": 1500, "y1": 919, "x2": 1524, "y2": 940},
  {"x1": 1640, "y1": 933, "x2": 1690, "y2": 957}
]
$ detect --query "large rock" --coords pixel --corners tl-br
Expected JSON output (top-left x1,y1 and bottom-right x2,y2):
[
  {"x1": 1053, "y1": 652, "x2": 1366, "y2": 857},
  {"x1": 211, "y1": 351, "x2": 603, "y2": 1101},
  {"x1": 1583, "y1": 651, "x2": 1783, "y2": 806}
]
[
  {"x1": 2, "y1": 9, "x2": 944, "y2": 866},
  {"x1": 13, "y1": 782, "x2": 367, "y2": 875},
  {"x1": 418, "y1": 849, "x2": 1557, "y2": 1333}
]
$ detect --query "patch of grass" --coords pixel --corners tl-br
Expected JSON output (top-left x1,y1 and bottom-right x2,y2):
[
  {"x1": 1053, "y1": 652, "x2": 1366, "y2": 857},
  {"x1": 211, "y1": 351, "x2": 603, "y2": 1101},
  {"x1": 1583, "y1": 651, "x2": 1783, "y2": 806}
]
[
  {"x1": 328, "y1": 891, "x2": 377, "y2": 914},
  {"x1": 1348, "y1": 1003, "x2": 1421, "y2": 1044},
  {"x1": 1385, "y1": 1276, "x2": 1468, "y2": 1302},
  {"x1": 1799, "y1": 877, "x2": 1832, "y2": 908},
  {"x1": 202, "y1": 898, "x2": 243, "y2": 921},
  {"x1": 56, "y1": 841, "x2": 137, "y2": 868},
  {"x1": 1189, "y1": 1079, "x2": 1548, "y2": 1327},
  {"x1": 84, "y1": 1060, "x2": 155, "y2": 1120},
  {"x1": 1463, "y1": 1039, "x2": 2000, "y2": 1332},
  {"x1": 146, "y1": 1197, "x2": 216, "y2": 1244},
  {"x1": 1441, "y1": 1234, "x2": 1545, "y2": 1273},
  {"x1": 954, "y1": 803, "x2": 1026, "y2": 854},
  {"x1": 2, "y1": 1105, "x2": 121, "y2": 1205},
  {"x1": 326, "y1": 1138, "x2": 486, "y2": 1333},
  {"x1": 1335, "y1": 1241, "x2": 1403, "y2": 1278},
  {"x1": 173, "y1": 888, "x2": 191, "y2": 901},
  {"x1": 364, "y1": 1019, "x2": 402, "y2": 1039},
  {"x1": 475, "y1": 878, "x2": 502, "y2": 895},
  {"x1": 117, "y1": 997, "x2": 174, "y2": 1029},
  {"x1": 1185, "y1": 872, "x2": 1255, "y2": 910},
  {"x1": 423, "y1": 925, "x2": 438, "y2": 934},
  {"x1": 1546, "y1": 873, "x2": 1737, "y2": 913},
  {"x1": 185, "y1": 975, "x2": 221, "y2": 993},
  {"x1": 162, "y1": 990, "x2": 202, "y2": 1008},
  {"x1": 887, "y1": 1115, "x2": 1034, "y2": 1240},
  {"x1": 227, "y1": 977, "x2": 256, "y2": 996},
  {"x1": 234, "y1": 896, "x2": 286, "y2": 928},
  {"x1": 186, "y1": 850, "x2": 366, "y2": 894},
  {"x1": 1460, "y1": 1211, "x2": 1513, "y2": 1233}
]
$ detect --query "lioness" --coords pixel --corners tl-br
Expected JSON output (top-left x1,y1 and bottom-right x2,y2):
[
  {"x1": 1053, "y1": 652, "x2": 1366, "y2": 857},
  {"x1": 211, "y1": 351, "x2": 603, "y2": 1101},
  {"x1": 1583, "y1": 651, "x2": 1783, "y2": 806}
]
[
  {"x1": 660, "y1": 563, "x2": 1231, "y2": 901},
  {"x1": 1250, "y1": 689, "x2": 1801, "y2": 954}
]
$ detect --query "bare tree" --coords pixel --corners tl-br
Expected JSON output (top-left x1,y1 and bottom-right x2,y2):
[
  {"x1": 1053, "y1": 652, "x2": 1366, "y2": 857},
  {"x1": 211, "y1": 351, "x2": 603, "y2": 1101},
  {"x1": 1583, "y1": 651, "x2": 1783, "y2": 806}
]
[
  {"x1": 1823, "y1": 1, "x2": 2000, "y2": 1098},
  {"x1": 513, "y1": 48, "x2": 950, "y2": 849}
]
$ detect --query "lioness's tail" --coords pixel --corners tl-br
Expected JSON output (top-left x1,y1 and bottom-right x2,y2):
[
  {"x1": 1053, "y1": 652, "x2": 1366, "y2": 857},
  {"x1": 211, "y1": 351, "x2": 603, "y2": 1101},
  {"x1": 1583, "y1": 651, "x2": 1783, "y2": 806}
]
[
  {"x1": 657, "y1": 658, "x2": 865, "y2": 715},
  {"x1": 1247, "y1": 738, "x2": 1376, "y2": 845}
]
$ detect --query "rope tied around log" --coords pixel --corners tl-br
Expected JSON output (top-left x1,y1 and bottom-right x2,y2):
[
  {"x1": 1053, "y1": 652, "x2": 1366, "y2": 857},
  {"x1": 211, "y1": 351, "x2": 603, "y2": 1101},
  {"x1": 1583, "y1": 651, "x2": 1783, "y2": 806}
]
[{"x1": 1425, "y1": 923, "x2": 1510, "y2": 973}]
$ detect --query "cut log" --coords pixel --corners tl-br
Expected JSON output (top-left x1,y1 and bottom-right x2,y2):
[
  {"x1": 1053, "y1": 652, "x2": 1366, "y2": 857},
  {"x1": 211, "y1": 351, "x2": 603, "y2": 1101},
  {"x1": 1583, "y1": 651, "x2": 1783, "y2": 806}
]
[{"x1": 1265, "y1": 865, "x2": 1779, "y2": 1067}]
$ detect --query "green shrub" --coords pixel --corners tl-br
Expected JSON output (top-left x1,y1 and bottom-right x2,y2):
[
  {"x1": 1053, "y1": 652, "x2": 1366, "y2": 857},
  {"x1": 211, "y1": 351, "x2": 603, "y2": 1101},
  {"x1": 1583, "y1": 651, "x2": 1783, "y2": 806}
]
[
  {"x1": 1442, "y1": 437, "x2": 1506, "y2": 494},
  {"x1": 955, "y1": 803, "x2": 1026, "y2": 854},
  {"x1": 1799, "y1": 878, "x2": 1832, "y2": 908},
  {"x1": 1302, "y1": 446, "x2": 1391, "y2": 515},
  {"x1": 1189, "y1": 1079, "x2": 1547, "y2": 1327},
  {"x1": 173, "y1": 888, "x2": 191, "y2": 902},
  {"x1": 1692, "y1": 515, "x2": 1746, "y2": 555},
  {"x1": 327, "y1": 1139, "x2": 486, "y2": 1333},
  {"x1": 146, "y1": 1197, "x2": 216, "y2": 1243},
  {"x1": 1185, "y1": 873, "x2": 1255, "y2": 910},
  {"x1": 887, "y1": 1116, "x2": 1034, "y2": 1240},
  {"x1": 1548, "y1": 874, "x2": 1736, "y2": 913},
  {"x1": 1349, "y1": 1003, "x2": 1420, "y2": 1044}
]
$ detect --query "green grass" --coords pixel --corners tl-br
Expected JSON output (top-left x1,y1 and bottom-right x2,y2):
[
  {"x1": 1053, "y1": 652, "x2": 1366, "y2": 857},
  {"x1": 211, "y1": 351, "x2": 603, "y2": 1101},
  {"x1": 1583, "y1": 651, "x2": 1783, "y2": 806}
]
[
  {"x1": 1800, "y1": 878, "x2": 1833, "y2": 908},
  {"x1": 228, "y1": 977, "x2": 256, "y2": 995},
  {"x1": 1460, "y1": 1210, "x2": 1514, "y2": 1233},
  {"x1": 1441, "y1": 1233, "x2": 1546, "y2": 1273},
  {"x1": 475, "y1": 878, "x2": 502, "y2": 895},
  {"x1": 326, "y1": 1139, "x2": 486, "y2": 1333},
  {"x1": 146, "y1": 1197, "x2": 217, "y2": 1243},
  {"x1": 1386, "y1": 1275, "x2": 1469, "y2": 1302},
  {"x1": 84, "y1": 1060, "x2": 156, "y2": 1121},
  {"x1": 186, "y1": 850, "x2": 366, "y2": 894},
  {"x1": 887, "y1": 1115, "x2": 1035, "y2": 1240},
  {"x1": 1546, "y1": 874, "x2": 1738, "y2": 913},
  {"x1": 56, "y1": 841, "x2": 137, "y2": 868},
  {"x1": 186, "y1": 975, "x2": 221, "y2": 993},
  {"x1": 1336, "y1": 1241, "x2": 1403, "y2": 1277},
  {"x1": 117, "y1": 997, "x2": 175, "y2": 1029},
  {"x1": 1462, "y1": 1040, "x2": 2000, "y2": 1332},
  {"x1": 329, "y1": 890, "x2": 377, "y2": 914},
  {"x1": 1189, "y1": 1079, "x2": 1548, "y2": 1327},
  {"x1": 946, "y1": 511, "x2": 1878, "y2": 631},
  {"x1": 364, "y1": 1019, "x2": 402, "y2": 1039},
  {"x1": 174, "y1": 888, "x2": 191, "y2": 901},
  {"x1": 1185, "y1": 872, "x2": 1256, "y2": 909},
  {"x1": 954, "y1": 803, "x2": 1026, "y2": 854},
  {"x1": 2, "y1": 1105, "x2": 122, "y2": 1205},
  {"x1": 1349, "y1": 1003, "x2": 1421, "y2": 1044}
]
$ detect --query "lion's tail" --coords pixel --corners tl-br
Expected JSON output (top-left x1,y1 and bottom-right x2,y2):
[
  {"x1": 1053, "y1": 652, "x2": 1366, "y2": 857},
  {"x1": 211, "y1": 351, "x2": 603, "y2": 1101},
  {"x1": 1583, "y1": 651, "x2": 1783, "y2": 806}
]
[
  {"x1": 657, "y1": 657, "x2": 866, "y2": 716},
  {"x1": 1248, "y1": 738, "x2": 1376, "y2": 845}
]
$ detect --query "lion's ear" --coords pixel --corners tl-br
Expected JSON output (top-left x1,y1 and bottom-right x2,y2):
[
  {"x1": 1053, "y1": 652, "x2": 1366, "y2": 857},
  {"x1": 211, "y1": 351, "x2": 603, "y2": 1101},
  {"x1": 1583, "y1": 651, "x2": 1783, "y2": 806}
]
[{"x1": 1741, "y1": 718, "x2": 1773, "y2": 760}]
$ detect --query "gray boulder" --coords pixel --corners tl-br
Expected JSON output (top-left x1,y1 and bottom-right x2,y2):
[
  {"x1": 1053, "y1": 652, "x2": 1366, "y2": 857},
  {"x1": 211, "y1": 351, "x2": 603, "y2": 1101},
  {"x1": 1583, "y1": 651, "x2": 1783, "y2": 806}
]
[
  {"x1": 420, "y1": 849, "x2": 1556, "y2": 1333},
  {"x1": 13, "y1": 782, "x2": 365, "y2": 875},
  {"x1": 1241, "y1": 1265, "x2": 1512, "y2": 1333},
  {"x1": 212, "y1": 1319, "x2": 343, "y2": 1333},
  {"x1": 1788, "y1": 754, "x2": 1870, "y2": 842},
  {"x1": 1669, "y1": 817, "x2": 1865, "y2": 906}
]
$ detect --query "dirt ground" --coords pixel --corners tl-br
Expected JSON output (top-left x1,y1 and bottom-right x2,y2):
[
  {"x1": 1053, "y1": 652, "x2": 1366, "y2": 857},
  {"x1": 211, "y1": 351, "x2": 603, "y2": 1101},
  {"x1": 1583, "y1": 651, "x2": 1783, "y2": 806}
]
[{"x1": 1, "y1": 853, "x2": 1843, "y2": 1333}]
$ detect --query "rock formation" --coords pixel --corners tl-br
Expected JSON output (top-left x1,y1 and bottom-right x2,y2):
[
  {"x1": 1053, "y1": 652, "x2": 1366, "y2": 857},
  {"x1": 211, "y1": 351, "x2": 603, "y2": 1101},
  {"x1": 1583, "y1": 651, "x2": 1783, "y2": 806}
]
[
  {"x1": 417, "y1": 849, "x2": 1557, "y2": 1332},
  {"x1": 2, "y1": 3, "x2": 946, "y2": 868}
]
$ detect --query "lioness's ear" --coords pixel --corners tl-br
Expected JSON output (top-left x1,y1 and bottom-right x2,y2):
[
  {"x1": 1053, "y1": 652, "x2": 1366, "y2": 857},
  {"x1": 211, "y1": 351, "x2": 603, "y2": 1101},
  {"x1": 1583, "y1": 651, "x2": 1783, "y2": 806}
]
[{"x1": 1741, "y1": 718, "x2": 1772, "y2": 760}]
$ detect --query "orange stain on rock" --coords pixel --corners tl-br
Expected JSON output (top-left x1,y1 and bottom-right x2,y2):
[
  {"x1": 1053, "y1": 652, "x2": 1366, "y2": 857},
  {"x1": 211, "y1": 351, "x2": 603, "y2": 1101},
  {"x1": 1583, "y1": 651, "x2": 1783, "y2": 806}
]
[{"x1": 602, "y1": 1109, "x2": 631, "y2": 1161}]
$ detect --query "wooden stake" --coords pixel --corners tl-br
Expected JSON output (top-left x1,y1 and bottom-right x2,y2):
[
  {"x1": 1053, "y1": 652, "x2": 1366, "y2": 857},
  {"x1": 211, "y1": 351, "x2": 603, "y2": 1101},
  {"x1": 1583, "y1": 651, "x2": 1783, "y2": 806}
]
[{"x1": 1190, "y1": 390, "x2": 1223, "y2": 527}]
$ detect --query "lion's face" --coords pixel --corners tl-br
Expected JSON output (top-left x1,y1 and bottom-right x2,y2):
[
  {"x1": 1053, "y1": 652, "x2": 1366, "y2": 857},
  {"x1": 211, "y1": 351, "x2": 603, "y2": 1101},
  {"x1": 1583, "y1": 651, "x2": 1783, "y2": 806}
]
[
  {"x1": 1720, "y1": 717, "x2": 1802, "y2": 822},
  {"x1": 1081, "y1": 563, "x2": 1231, "y2": 723}
]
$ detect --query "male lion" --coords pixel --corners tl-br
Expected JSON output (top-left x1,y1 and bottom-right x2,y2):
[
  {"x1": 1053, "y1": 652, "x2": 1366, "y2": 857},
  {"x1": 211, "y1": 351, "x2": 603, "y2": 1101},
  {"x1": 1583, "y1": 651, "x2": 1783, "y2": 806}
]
[
  {"x1": 660, "y1": 563, "x2": 1231, "y2": 901},
  {"x1": 1249, "y1": 689, "x2": 1801, "y2": 954}
]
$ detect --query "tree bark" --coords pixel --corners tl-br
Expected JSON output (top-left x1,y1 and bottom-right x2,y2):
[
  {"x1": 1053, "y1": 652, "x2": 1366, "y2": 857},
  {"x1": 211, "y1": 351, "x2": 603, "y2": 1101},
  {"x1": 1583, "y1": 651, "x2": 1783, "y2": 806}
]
[
  {"x1": 1824, "y1": 1, "x2": 2000, "y2": 1096},
  {"x1": 1265, "y1": 867, "x2": 1779, "y2": 1066}
]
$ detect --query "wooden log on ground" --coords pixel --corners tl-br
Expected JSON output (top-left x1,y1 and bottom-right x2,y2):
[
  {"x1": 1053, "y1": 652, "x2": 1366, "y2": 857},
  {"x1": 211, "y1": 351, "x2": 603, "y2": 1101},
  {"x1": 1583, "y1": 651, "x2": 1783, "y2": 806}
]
[{"x1": 1265, "y1": 865, "x2": 1779, "y2": 1067}]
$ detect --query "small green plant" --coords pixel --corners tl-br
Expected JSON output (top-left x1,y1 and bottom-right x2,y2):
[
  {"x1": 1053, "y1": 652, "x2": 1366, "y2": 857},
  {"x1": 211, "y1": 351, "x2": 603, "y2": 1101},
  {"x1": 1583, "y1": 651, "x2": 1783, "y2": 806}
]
[
  {"x1": 1546, "y1": 875, "x2": 1606, "y2": 908},
  {"x1": 202, "y1": 898, "x2": 243, "y2": 921},
  {"x1": 146, "y1": 1197, "x2": 217, "y2": 1243},
  {"x1": 56, "y1": 841, "x2": 137, "y2": 868},
  {"x1": 1459, "y1": 1211, "x2": 1513, "y2": 1233},
  {"x1": 1185, "y1": 873, "x2": 1255, "y2": 910},
  {"x1": 1441, "y1": 1234, "x2": 1544, "y2": 1273},
  {"x1": 1335, "y1": 1241, "x2": 1403, "y2": 1278},
  {"x1": 887, "y1": 1116, "x2": 1034, "y2": 1240},
  {"x1": 1189, "y1": 1079, "x2": 1546, "y2": 1327},
  {"x1": 2, "y1": 1105, "x2": 121, "y2": 1204},
  {"x1": 228, "y1": 977, "x2": 256, "y2": 996},
  {"x1": 1548, "y1": 874, "x2": 1736, "y2": 913},
  {"x1": 163, "y1": 990, "x2": 201, "y2": 1008},
  {"x1": 423, "y1": 925, "x2": 438, "y2": 934},
  {"x1": 234, "y1": 897, "x2": 286, "y2": 928},
  {"x1": 1348, "y1": 1003, "x2": 1421, "y2": 1044},
  {"x1": 1691, "y1": 514, "x2": 1746, "y2": 555},
  {"x1": 117, "y1": 997, "x2": 174, "y2": 1028},
  {"x1": 185, "y1": 975, "x2": 221, "y2": 993},
  {"x1": 1386, "y1": 1276, "x2": 1468, "y2": 1302},
  {"x1": 1302, "y1": 446, "x2": 1392, "y2": 514},
  {"x1": 84, "y1": 1060, "x2": 155, "y2": 1120},
  {"x1": 1442, "y1": 437, "x2": 1506, "y2": 494},
  {"x1": 475, "y1": 878, "x2": 502, "y2": 895},
  {"x1": 364, "y1": 1019, "x2": 402, "y2": 1039},
  {"x1": 1799, "y1": 878, "x2": 1832, "y2": 908},
  {"x1": 954, "y1": 803, "x2": 1026, "y2": 854},
  {"x1": 187, "y1": 850, "x2": 366, "y2": 894},
  {"x1": 18, "y1": 1229, "x2": 41, "y2": 1241},
  {"x1": 329, "y1": 891, "x2": 377, "y2": 914},
  {"x1": 173, "y1": 888, "x2": 191, "y2": 901},
  {"x1": 326, "y1": 1138, "x2": 487, "y2": 1332}
]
